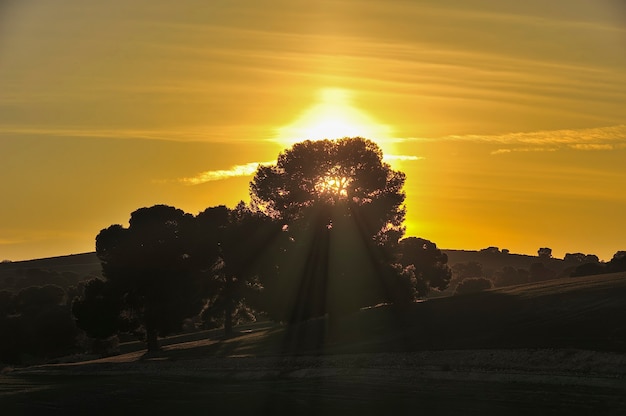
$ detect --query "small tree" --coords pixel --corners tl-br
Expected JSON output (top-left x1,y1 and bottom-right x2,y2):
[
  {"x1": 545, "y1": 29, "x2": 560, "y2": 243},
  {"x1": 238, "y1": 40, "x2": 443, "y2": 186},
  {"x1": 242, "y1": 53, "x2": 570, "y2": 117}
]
[
  {"x1": 538, "y1": 247, "x2": 552, "y2": 259},
  {"x1": 454, "y1": 277, "x2": 493, "y2": 295},
  {"x1": 396, "y1": 237, "x2": 452, "y2": 297},
  {"x1": 607, "y1": 251, "x2": 626, "y2": 273}
]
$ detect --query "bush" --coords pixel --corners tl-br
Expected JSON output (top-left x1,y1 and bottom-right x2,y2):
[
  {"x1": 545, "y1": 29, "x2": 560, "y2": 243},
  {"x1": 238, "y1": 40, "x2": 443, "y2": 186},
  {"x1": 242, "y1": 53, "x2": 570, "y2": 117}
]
[{"x1": 454, "y1": 277, "x2": 493, "y2": 295}]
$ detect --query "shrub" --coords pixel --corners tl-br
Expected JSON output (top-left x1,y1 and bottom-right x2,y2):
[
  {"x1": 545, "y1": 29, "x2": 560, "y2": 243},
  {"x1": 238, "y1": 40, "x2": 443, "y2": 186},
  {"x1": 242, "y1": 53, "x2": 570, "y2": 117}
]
[{"x1": 454, "y1": 277, "x2": 493, "y2": 295}]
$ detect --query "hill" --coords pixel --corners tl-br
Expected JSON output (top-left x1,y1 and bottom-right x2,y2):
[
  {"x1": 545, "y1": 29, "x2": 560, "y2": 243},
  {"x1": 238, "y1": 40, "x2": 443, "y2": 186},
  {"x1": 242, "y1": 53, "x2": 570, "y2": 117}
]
[
  {"x1": 443, "y1": 248, "x2": 581, "y2": 277},
  {"x1": 0, "y1": 252, "x2": 100, "y2": 275},
  {"x1": 0, "y1": 252, "x2": 101, "y2": 291}
]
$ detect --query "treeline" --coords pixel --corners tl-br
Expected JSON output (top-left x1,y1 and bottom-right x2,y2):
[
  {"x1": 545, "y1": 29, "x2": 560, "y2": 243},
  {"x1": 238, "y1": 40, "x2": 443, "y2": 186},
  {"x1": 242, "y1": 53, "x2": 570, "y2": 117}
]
[{"x1": 446, "y1": 247, "x2": 626, "y2": 295}]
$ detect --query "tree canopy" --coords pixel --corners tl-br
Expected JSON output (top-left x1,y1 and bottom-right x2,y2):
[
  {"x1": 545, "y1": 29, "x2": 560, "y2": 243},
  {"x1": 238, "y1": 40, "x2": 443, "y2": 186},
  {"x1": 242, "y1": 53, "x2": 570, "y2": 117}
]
[
  {"x1": 249, "y1": 138, "x2": 409, "y2": 322},
  {"x1": 250, "y1": 138, "x2": 405, "y2": 244},
  {"x1": 396, "y1": 237, "x2": 452, "y2": 297},
  {"x1": 73, "y1": 205, "x2": 212, "y2": 351}
]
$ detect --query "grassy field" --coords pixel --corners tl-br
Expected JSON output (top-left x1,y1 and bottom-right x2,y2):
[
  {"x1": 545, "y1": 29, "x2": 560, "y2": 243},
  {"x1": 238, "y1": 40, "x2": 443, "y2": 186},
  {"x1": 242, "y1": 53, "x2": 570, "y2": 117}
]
[{"x1": 1, "y1": 272, "x2": 626, "y2": 414}]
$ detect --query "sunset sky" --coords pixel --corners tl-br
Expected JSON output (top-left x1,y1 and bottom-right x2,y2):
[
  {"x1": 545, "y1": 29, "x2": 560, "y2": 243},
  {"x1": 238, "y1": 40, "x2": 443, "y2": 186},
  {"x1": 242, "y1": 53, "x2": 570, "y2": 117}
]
[{"x1": 1, "y1": 0, "x2": 625, "y2": 262}]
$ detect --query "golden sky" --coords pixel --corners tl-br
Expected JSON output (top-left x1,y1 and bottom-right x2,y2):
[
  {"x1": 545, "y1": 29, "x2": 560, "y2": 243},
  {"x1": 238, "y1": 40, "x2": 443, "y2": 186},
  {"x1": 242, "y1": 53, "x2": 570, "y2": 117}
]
[{"x1": 1, "y1": 0, "x2": 625, "y2": 261}]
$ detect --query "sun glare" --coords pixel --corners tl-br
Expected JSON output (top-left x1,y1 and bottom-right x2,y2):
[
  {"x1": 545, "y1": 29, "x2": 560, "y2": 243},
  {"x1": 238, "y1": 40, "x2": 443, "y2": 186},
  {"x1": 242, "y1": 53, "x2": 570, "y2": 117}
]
[
  {"x1": 315, "y1": 175, "x2": 350, "y2": 198},
  {"x1": 276, "y1": 88, "x2": 394, "y2": 153}
]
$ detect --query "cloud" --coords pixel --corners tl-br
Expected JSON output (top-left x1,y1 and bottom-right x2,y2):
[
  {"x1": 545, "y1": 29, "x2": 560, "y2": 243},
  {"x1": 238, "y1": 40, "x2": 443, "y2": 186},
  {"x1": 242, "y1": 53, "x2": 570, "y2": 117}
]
[
  {"x1": 178, "y1": 155, "x2": 422, "y2": 185},
  {"x1": 490, "y1": 147, "x2": 558, "y2": 155},
  {"x1": 179, "y1": 161, "x2": 274, "y2": 185},
  {"x1": 568, "y1": 143, "x2": 614, "y2": 151},
  {"x1": 383, "y1": 154, "x2": 425, "y2": 161},
  {"x1": 451, "y1": 125, "x2": 626, "y2": 145},
  {"x1": 402, "y1": 125, "x2": 626, "y2": 155}
]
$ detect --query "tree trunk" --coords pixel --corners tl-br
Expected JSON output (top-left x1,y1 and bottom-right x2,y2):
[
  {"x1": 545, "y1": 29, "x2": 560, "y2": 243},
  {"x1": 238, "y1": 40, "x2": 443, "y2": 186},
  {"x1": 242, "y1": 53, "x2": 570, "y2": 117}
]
[
  {"x1": 224, "y1": 299, "x2": 233, "y2": 338},
  {"x1": 146, "y1": 327, "x2": 159, "y2": 352},
  {"x1": 223, "y1": 275, "x2": 235, "y2": 338}
]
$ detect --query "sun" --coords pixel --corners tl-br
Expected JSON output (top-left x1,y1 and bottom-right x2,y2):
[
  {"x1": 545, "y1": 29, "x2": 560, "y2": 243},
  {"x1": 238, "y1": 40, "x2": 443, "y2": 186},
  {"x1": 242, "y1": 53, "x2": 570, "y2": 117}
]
[{"x1": 275, "y1": 88, "x2": 393, "y2": 153}]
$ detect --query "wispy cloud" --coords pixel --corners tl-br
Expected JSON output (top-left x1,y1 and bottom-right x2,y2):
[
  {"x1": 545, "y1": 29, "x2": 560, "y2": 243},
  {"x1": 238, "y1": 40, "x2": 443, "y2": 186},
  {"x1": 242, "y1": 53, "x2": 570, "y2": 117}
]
[
  {"x1": 401, "y1": 125, "x2": 626, "y2": 155},
  {"x1": 179, "y1": 161, "x2": 274, "y2": 185},
  {"x1": 0, "y1": 125, "x2": 268, "y2": 143},
  {"x1": 177, "y1": 155, "x2": 422, "y2": 185},
  {"x1": 490, "y1": 147, "x2": 558, "y2": 155},
  {"x1": 383, "y1": 154, "x2": 425, "y2": 161},
  {"x1": 567, "y1": 143, "x2": 615, "y2": 151},
  {"x1": 450, "y1": 125, "x2": 626, "y2": 145}
]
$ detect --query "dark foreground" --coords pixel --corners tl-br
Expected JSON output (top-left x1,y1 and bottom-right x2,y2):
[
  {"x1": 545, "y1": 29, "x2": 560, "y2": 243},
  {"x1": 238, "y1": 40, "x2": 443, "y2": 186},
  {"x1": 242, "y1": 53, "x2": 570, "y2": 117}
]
[
  {"x1": 2, "y1": 350, "x2": 625, "y2": 415},
  {"x1": 2, "y1": 272, "x2": 626, "y2": 415}
]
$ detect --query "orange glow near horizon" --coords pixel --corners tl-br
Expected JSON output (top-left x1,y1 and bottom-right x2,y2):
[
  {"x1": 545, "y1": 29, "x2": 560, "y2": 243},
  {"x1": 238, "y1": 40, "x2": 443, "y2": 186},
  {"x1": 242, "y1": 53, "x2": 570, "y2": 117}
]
[{"x1": 1, "y1": 2, "x2": 625, "y2": 262}]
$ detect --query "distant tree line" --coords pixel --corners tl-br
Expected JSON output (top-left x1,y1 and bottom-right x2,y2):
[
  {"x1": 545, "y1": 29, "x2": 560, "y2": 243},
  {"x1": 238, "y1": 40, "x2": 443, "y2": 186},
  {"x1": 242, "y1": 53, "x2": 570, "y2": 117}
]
[
  {"x1": 447, "y1": 246, "x2": 626, "y2": 295},
  {"x1": 570, "y1": 251, "x2": 626, "y2": 277}
]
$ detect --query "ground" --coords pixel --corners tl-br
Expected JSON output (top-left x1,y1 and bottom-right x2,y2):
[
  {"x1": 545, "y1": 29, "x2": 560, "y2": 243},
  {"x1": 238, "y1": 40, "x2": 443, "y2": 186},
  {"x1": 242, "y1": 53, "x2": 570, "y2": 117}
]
[
  {"x1": 2, "y1": 330, "x2": 625, "y2": 415},
  {"x1": 2, "y1": 272, "x2": 626, "y2": 415}
]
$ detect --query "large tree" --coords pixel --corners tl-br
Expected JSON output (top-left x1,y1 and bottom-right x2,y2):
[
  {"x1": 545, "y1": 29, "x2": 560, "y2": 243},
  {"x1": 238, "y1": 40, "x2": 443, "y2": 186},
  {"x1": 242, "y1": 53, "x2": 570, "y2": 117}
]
[
  {"x1": 249, "y1": 138, "x2": 407, "y2": 322},
  {"x1": 73, "y1": 205, "x2": 212, "y2": 351}
]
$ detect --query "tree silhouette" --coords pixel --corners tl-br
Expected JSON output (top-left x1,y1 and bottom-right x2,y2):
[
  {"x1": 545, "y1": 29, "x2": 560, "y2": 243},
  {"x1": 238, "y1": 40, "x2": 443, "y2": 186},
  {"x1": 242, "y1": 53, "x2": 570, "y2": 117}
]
[
  {"x1": 454, "y1": 277, "x2": 493, "y2": 295},
  {"x1": 564, "y1": 252, "x2": 600, "y2": 264},
  {"x1": 607, "y1": 251, "x2": 626, "y2": 273},
  {"x1": 250, "y1": 138, "x2": 407, "y2": 322},
  {"x1": 72, "y1": 278, "x2": 127, "y2": 340},
  {"x1": 537, "y1": 247, "x2": 552, "y2": 259},
  {"x1": 2, "y1": 285, "x2": 78, "y2": 363},
  {"x1": 396, "y1": 237, "x2": 452, "y2": 297},
  {"x1": 196, "y1": 203, "x2": 278, "y2": 336},
  {"x1": 73, "y1": 205, "x2": 210, "y2": 351}
]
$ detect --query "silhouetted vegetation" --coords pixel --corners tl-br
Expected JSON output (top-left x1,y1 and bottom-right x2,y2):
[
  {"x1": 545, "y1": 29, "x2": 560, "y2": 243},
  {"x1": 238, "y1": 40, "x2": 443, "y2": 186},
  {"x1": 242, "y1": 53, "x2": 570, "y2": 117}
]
[
  {"x1": 73, "y1": 205, "x2": 210, "y2": 351},
  {"x1": 67, "y1": 138, "x2": 431, "y2": 352},
  {"x1": 4, "y1": 137, "x2": 625, "y2": 364},
  {"x1": 454, "y1": 277, "x2": 493, "y2": 295},
  {"x1": 537, "y1": 247, "x2": 552, "y2": 259},
  {"x1": 396, "y1": 237, "x2": 451, "y2": 297},
  {"x1": 493, "y1": 266, "x2": 529, "y2": 287},
  {"x1": 0, "y1": 285, "x2": 79, "y2": 364},
  {"x1": 571, "y1": 250, "x2": 626, "y2": 277},
  {"x1": 249, "y1": 138, "x2": 410, "y2": 322},
  {"x1": 195, "y1": 203, "x2": 277, "y2": 335}
]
